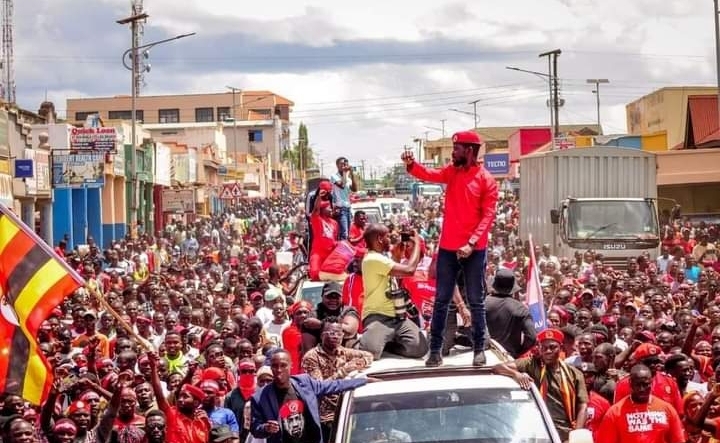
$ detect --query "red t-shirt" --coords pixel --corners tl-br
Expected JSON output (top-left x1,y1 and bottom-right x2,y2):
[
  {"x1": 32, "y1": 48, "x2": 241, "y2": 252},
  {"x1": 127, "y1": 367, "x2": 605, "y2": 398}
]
[
  {"x1": 310, "y1": 214, "x2": 338, "y2": 256},
  {"x1": 403, "y1": 277, "x2": 436, "y2": 320},
  {"x1": 595, "y1": 396, "x2": 684, "y2": 443},
  {"x1": 613, "y1": 372, "x2": 683, "y2": 415},
  {"x1": 342, "y1": 274, "x2": 365, "y2": 314},
  {"x1": 349, "y1": 223, "x2": 366, "y2": 249},
  {"x1": 586, "y1": 391, "x2": 611, "y2": 439},
  {"x1": 282, "y1": 324, "x2": 304, "y2": 375},
  {"x1": 164, "y1": 407, "x2": 211, "y2": 443}
]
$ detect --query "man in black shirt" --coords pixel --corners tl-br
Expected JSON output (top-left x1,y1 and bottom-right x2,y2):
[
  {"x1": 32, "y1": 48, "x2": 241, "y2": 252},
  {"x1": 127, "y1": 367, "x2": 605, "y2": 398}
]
[{"x1": 485, "y1": 269, "x2": 537, "y2": 357}]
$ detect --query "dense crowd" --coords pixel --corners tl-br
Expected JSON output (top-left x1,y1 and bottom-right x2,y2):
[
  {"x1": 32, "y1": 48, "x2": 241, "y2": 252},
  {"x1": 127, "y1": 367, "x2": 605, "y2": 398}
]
[{"x1": 0, "y1": 150, "x2": 718, "y2": 443}]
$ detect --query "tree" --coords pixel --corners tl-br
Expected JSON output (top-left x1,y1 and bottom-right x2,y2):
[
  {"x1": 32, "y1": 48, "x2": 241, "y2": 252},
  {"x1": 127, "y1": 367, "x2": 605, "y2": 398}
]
[{"x1": 283, "y1": 122, "x2": 316, "y2": 172}]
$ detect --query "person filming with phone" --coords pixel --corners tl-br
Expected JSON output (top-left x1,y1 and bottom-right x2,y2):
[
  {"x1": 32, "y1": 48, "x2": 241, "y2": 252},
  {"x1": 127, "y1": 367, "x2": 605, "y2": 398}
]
[
  {"x1": 359, "y1": 223, "x2": 429, "y2": 359},
  {"x1": 401, "y1": 131, "x2": 498, "y2": 367}
]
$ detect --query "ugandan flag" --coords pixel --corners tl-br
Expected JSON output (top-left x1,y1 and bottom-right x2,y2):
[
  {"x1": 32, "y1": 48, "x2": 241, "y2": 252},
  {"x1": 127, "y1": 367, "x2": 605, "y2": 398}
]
[{"x1": 0, "y1": 205, "x2": 83, "y2": 405}]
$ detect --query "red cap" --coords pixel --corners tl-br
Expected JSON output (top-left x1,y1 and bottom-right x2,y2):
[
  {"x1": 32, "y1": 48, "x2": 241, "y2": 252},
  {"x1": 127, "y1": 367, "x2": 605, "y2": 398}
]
[
  {"x1": 67, "y1": 400, "x2": 90, "y2": 415},
  {"x1": 537, "y1": 328, "x2": 564, "y2": 344},
  {"x1": 451, "y1": 130, "x2": 483, "y2": 145},
  {"x1": 319, "y1": 180, "x2": 333, "y2": 191},
  {"x1": 632, "y1": 343, "x2": 663, "y2": 361},
  {"x1": 181, "y1": 384, "x2": 207, "y2": 402},
  {"x1": 201, "y1": 367, "x2": 225, "y2": 382}
]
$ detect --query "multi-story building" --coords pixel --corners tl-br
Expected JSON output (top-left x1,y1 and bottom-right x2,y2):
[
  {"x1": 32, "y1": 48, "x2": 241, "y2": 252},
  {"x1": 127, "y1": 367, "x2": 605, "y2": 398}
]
[
  {"x1": 625, "y1": 86, "x2": 720, "y2": 217},
  {"x1": 66, "y1": 90, "x2": 294, "y2": 179}
]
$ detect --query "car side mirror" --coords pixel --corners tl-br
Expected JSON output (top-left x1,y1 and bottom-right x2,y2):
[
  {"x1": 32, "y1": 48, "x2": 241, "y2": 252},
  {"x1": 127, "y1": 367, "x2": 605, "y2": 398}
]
[{"x1": 550, "y1": 209, "x2": 560, "y2": 224}]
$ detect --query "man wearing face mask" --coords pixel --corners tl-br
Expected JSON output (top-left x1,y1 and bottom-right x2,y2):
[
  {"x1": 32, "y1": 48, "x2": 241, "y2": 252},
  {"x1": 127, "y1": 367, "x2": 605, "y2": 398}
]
[{"x1": 402, "y1": 131, "x2": 498, "y2": 367}]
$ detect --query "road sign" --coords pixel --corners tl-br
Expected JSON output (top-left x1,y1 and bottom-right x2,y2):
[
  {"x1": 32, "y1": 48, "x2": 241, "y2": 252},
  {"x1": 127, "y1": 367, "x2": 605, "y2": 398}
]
[
  {"x1": 230, "y1": 183, "x2": 242, "y2": 197},
  {"x1": 219, "y1": 186, "x2": 233, "y2": 200}
]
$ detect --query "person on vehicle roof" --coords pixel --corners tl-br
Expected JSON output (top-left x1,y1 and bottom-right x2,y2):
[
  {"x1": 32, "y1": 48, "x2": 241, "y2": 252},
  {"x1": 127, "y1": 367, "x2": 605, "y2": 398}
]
[{"x1": 402, "y1": 130, "x2": 499, "y2": 368}]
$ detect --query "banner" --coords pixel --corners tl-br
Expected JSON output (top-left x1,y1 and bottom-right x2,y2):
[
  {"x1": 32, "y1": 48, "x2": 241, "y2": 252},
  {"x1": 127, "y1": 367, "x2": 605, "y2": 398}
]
[
  {"x1": 162, "y1": 189, "x2": 195, "y2": 213},
  {"x1": 69, "y1": 127, "x2": 117, "y2": 151},
  {"x1": 51, "y1": 153, "x2": 105, "y2": 189},
  {"x1": 526, "y1": 234, "x2": 547, "y2": 331}
]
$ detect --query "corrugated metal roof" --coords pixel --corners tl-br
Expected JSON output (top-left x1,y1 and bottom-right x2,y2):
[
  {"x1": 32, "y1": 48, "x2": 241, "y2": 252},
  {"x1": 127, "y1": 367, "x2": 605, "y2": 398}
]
[{"x1": 688, "y1": 95, "x2": 720, "y2": 148}]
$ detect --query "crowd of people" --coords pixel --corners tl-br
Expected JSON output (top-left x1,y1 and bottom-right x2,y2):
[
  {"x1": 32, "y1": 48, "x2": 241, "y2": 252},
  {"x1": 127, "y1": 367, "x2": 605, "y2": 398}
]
[{"x1": 0, "y1": 133, "x2": 718, "y2": 443}]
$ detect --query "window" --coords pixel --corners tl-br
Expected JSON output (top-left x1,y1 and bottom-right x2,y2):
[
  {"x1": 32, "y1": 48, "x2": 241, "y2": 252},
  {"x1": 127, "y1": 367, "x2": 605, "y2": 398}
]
[
  {"x1": 248, "y1": 130, "x2": 263, "y2": 142},
  {"x1": 108, "y1": 110, "x2": 144, "y2": 121},
  {"x1": 195, "y1": 107, "x2": 214, "y2": 122},
  {"x1": 217, "y1": 107, "x2": 231, "y2": 121},
  {"x1": 158, "y1": 109, "x2": 180, "y2": 123},
  {"x1": 250, "y1": 108, "x2": 272, "y2": 117},
  {"x1": 75, "y1": 111, "x2": 98, "y2": 122},
  {"x1": 347, "y1": 388, "x2": 552, "y2": 443}
]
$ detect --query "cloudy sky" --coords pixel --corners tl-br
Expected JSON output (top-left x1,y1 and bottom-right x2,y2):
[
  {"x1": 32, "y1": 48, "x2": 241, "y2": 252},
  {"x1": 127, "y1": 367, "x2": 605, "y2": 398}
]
[{"x1": 14, "y1": 0, "x2": 717, "y2": 174}]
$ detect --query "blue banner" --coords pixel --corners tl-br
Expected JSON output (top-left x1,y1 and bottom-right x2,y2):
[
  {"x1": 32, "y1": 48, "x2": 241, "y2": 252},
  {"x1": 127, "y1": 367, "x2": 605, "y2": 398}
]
[{"x1": 483, "y1": 153, "x2": 510, "y2": 175}]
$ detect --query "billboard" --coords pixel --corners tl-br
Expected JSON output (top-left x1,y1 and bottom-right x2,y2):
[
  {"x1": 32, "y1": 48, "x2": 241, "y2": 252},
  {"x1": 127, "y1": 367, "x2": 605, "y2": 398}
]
[
  {"x1": 69, "y1": 127, "x2": 118, "y2": 151},
  {"x1": 162, "y1": 189, "x2": 195, "y2": 212},
  {"x1": 52, "y1": 152, "x2": 105, "y2": 188},
  {"x1": 483, "y1": 153, "x2": 510, "y2": 176}
]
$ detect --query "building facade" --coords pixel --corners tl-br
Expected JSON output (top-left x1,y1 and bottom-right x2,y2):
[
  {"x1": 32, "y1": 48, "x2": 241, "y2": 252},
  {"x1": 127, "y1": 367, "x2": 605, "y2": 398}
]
[
  {"x1": 66, "y1": 91, "x2": 293, "y2": 189},
  {"x1": 626, "y1": 86, "x2": 717, "y2": 150}
]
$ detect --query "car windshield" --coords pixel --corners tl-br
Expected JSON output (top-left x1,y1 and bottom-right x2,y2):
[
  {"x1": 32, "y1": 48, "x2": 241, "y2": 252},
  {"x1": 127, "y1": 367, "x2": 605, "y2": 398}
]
[
  {"x1": 567, "y1": 200, "x2": 659, "y2": 240},
  {"x1": 300, "y1": 284, "x2": 323, "y2": 306},
  {"x1": 345, "y1": 388, "x2": 552, "y2": 443}
]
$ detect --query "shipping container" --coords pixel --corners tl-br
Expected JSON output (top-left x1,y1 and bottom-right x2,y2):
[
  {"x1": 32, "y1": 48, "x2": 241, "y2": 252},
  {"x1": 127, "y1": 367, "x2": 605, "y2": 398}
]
[{"x1": 519, "y1": 146, "x2": 659, "y2": 268}]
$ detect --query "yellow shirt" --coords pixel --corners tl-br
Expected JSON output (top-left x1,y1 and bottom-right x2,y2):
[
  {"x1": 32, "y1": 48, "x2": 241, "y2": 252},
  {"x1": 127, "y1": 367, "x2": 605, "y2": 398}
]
[{"x1": 361, "y1": 251, "x2": 396, "y2": 319}]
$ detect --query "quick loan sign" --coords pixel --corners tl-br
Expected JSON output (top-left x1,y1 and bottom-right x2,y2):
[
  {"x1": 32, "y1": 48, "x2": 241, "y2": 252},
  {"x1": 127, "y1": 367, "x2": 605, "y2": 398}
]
[
  {"x1": 69, "y1": 127, "x2": 118, "y2": 151},
  {"x1": 483, "y1": 153, "x2": 510, "y2": 176}
]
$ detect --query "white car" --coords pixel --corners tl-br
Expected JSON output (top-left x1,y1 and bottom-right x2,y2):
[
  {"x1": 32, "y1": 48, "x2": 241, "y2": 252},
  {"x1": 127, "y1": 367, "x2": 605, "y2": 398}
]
[{"x1": 332, "y1": 342, "x2": 564, "y2": 443}]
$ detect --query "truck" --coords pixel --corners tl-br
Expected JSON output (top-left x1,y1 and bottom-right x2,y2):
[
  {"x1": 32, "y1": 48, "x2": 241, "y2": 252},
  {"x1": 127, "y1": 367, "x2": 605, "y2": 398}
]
[{"x1": 519, "y1": 146, "x2": 660, "y2": 269}]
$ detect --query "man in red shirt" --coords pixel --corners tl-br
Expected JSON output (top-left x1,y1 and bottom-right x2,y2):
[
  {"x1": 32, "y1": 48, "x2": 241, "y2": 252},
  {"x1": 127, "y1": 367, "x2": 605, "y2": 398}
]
[
  {"x1": 613, "y1": 343, "x2": 683, "y2": 413},
  {"x1": 402, "y1": 130, "x2": 498, "y2": 367},
  {"x1": 348, "y1": 210, "x2": 368, "y2": 254},
  {"x1": 596, "y1": 364, "x2": 684, "y2": 443},
  {"x1": 577, "y1": 362, "x2": 610, "y2": 442},
  {"x1": 308, "y1": 189, "x2": 339, "y2": 280}
]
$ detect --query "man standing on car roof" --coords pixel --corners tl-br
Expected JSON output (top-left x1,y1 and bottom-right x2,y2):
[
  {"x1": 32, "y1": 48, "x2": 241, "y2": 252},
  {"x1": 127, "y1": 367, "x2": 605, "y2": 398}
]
[
  {"x1": 330, "y1": 157, "x2": 357, "y2": 241},
  {"x1": 492, "y1": 328, "x2": 588, "y2": 442},
  {"x1": 402, "y1": 130, "x2": 498, "y2": 367}
]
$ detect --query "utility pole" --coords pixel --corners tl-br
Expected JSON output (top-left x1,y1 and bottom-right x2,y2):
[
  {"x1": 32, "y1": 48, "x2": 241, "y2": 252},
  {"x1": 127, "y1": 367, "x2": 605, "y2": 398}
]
[
  {"x1": 440, "y1": 119, "x2": 446, "y2": 138},
  {"x1": 715, "y1": 0, "x2": 720, "y2": 126},
  {"x1": 226, "y1": 86, "x2": 241, "y2": 178},
  {"x1": 360, "y1": 159, "x2": 366, "y2": 181},
  {"x1": 469, "y1": 99, "x2": 480, "y2": 128},
  {"x1": 539, "y1": 49, "x2": 562, "y2": 138},
  {"x1": 586, "y1": 79, "x2": 609, "y2": 134},
  {"x1": 117, "y1": 9, "x2": 147, "y2": 233}
]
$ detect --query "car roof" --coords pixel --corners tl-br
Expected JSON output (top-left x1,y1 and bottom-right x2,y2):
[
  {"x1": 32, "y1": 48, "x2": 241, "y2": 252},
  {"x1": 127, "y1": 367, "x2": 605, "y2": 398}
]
[{"x1": 366, "y1": 339, "x2": 510, "y2": 374}]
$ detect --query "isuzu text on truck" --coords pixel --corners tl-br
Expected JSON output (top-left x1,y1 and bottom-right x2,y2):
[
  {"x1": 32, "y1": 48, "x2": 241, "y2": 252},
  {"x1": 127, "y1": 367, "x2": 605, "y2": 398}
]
[{"x1": 519, "y1": 146, "x2": 660, "y2": 269}]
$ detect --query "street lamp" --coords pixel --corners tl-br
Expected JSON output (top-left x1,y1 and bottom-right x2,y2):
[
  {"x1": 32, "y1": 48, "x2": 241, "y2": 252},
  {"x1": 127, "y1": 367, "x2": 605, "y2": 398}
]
[
  {"x1": 506, "y1": 65, "x2": 555, "y2": 133},
  {"x1": 586, "y1": 79, "x2": 609, "y2": 133},
  {"x1": 118, "y1": 11, "x2": 195, "y2": 229}
]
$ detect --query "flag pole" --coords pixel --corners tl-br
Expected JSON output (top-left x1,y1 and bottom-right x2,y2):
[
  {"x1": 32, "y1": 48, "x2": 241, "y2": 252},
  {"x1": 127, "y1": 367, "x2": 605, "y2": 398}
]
[{"x1": 89, "y1": 287, "x2": 153, "y2": 351}]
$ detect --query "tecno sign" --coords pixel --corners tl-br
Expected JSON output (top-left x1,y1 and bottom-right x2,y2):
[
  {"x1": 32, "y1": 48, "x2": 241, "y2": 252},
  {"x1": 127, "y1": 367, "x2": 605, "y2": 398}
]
[{"x1": 483, "y1": 153, "x2": 510, "y2": 175}]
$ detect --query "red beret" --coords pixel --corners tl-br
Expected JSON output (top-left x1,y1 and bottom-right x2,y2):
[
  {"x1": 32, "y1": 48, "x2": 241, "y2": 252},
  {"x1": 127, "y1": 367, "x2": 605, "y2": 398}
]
[
  {"x1": 67, "y1": 400, "x2": 90, "y2": 415},
  {"x1": 537, "y1": 328, "x2": 564, "y2": 344},
  {"x1": 632, "y1": 343, "x2": 663, "y2": 361},
  {"x1": 201, "y1": 367, "x2": 225, "y2": 382},
  {"x1": 319, "y1": 180, "x2": 332, "y2": 191},
  {"x1": 181, "y1": 384, "x2": 207, "y2": 402},
  {"x1": 288, "y1": 300, "x2": 313, "y2": 316},
  {"x1": 451, "y1": 130, "x2": 483, "y2": 145}
]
